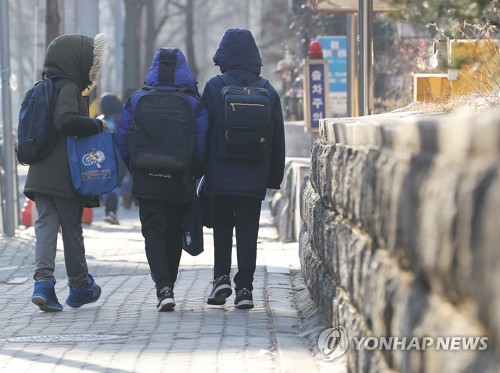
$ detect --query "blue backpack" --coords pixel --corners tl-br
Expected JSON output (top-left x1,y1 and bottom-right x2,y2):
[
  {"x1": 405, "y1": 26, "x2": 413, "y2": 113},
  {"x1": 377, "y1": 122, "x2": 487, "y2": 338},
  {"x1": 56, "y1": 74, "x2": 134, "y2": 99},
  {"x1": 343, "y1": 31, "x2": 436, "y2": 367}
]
[
  {"x1": 16, "y1": 76, "x2": 67, "y2": 165},
  {"x1": 217, "y1": 74, "x2": 272, "y2": 162}
]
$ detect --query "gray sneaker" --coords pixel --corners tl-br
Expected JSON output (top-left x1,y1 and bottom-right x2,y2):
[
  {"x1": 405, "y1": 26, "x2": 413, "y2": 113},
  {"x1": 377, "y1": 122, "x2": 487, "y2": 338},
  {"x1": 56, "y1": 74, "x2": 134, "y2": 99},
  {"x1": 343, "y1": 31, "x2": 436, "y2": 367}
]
[
  {"x1": 103, "y1": 212, "x2": 119, "y2": 225},
  {"x1": 207, "y1": 275, "x2": 232, "y2": 305}
]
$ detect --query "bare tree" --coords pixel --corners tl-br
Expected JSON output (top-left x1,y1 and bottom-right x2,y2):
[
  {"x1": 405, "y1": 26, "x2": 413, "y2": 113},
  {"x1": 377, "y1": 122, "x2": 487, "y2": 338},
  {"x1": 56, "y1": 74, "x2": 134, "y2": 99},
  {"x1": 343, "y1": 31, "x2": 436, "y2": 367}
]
[
  {"x1": 46, "y1": 0, "x2": 61, "y2": 46},
  {"x1": 171, "y1": 0, "x2": 198, "y2": 77},
  {"x1": 10, "y1": 0, "x2": 35, "y2": 98},
  {"x1": 123, "y1": 0, "x2": 146, "y2": 90}
]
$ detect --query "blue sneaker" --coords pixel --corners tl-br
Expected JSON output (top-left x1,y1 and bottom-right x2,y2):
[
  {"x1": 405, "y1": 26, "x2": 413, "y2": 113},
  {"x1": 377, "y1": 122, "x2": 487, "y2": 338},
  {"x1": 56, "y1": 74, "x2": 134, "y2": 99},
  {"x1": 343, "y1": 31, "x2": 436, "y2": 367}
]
[
  {"x1": 32, "y1": 280, "x2": 63, "y2": 312},
  {"x1": 66, "y1": 274, "x2": 101, "y2": 308}
]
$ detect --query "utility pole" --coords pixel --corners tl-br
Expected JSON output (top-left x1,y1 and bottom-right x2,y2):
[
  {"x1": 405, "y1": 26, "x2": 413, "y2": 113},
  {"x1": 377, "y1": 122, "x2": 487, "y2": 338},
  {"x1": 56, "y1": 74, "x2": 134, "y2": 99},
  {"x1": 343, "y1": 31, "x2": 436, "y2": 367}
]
[{"x1": 0, "y1": 0, "x2": 17, "y2": 236}]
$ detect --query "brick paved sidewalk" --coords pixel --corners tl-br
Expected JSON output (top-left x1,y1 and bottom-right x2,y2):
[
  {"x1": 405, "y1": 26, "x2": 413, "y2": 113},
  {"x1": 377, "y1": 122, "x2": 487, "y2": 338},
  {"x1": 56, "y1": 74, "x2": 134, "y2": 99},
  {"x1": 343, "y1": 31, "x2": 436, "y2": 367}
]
[{"x1": 0, "y1": 201, "x2": 346, "y2": 373}]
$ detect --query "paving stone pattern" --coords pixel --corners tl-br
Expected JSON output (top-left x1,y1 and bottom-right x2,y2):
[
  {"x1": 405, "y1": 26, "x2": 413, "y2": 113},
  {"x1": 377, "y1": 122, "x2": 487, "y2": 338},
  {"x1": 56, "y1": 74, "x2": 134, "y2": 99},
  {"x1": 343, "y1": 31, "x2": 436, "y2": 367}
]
[{"x1": 0, "y1": 199, "x2": 346, "y2": 373}]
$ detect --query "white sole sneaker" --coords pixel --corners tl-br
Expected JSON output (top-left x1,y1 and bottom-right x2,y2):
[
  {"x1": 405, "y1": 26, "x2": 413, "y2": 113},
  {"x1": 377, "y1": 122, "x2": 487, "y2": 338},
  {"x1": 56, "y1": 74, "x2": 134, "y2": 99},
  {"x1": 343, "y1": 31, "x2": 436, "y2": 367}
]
[
  {"x1": 234, "y1": 299, "x2": 254, "y2": 309},
  {"x1": 207, "y1": 285, "x2": 232, "y2": 305},
  {"x1": 157, "y1": 297, "x2": 175, "y2": 312}
]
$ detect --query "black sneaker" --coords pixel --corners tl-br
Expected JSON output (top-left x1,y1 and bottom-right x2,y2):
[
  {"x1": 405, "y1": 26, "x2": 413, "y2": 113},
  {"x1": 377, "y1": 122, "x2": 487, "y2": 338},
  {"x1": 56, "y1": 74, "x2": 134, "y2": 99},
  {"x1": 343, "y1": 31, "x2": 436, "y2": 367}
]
[
  {"x1": 207, "y1": 275, "x2": 232, "y2": 305},
  {"x1": 234, "y1": 288, "x2": 254, "y2": 309},
  {"x1": 157, "y1": 287, "x2": 175, "y2": 312}
]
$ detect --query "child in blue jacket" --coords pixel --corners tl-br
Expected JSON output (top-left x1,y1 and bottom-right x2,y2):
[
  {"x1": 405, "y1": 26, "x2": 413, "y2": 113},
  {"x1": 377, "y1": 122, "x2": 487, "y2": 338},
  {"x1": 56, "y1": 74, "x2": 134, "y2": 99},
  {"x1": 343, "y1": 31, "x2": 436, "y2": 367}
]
[{"x1": 118, "y1": 48, "x2": 208, "y2": 311}]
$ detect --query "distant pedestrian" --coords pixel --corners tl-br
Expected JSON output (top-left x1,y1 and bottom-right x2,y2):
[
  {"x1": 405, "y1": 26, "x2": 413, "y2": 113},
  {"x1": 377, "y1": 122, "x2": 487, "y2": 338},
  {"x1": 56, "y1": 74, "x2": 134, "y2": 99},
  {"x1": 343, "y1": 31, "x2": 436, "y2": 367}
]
[
  {"x1": 118, "y1": 48, "x2": 208, "y2": 311},
  {"x1": 97, "y1": 92, "x2": 129, "y2": 225},
  {"x1": 24, "y1": 33, "x2": 107, "y2": 312},
  {"x1": 202, "y1": 28, "x2": 285, "y2": 309}
]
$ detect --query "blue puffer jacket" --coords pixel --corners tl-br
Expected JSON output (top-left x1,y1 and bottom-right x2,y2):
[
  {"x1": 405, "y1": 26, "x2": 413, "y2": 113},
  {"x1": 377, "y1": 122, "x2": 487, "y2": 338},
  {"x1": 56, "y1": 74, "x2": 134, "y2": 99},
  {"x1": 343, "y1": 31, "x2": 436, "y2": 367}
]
[
  {"x1": 201, "y1": 28, "x2": 285, "y2": 200},
  {"x1": 118, "y1": 48, "x2": 208, "y2": 170}
]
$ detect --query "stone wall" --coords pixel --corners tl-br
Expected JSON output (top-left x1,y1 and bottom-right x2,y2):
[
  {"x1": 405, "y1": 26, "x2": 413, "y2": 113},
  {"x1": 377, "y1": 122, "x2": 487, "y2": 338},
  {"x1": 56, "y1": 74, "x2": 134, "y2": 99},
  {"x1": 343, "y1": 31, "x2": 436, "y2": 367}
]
[
  {"x1": 299, "y1": 109, "x2": 500, "y2": 372},
  {"x1": 269, "y1": 121, "x2": 315, "y2": 242}
]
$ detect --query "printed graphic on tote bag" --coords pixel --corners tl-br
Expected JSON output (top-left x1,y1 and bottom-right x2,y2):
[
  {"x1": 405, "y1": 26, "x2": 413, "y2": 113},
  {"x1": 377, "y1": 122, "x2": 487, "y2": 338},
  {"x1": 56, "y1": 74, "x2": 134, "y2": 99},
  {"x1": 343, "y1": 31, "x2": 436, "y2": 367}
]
[
  {"x1": 81, "y1": 149, "x2": 112, "y2": 181},
  {"x1": 67, "y1": 132, "x2": 118, "y2": 196}
]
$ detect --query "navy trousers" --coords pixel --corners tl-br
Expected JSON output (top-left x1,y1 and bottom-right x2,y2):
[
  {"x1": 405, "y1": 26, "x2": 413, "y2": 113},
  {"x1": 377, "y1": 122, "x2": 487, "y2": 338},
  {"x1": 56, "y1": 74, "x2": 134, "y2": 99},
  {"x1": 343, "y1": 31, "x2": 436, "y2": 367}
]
[{"x1": 212, "y1": 196, "x2": 262, "y2": 291}]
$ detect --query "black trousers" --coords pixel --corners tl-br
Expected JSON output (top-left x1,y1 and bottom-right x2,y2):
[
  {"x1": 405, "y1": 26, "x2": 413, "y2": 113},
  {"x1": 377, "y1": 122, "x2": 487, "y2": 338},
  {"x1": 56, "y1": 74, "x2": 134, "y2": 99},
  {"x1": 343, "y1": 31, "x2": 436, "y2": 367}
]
[
  {"x1": 212, "y1": 196, "x2": 262, "y2": 291},
  {"x1": 138, "y1": 198, "x2": 187, "y2": 295}
]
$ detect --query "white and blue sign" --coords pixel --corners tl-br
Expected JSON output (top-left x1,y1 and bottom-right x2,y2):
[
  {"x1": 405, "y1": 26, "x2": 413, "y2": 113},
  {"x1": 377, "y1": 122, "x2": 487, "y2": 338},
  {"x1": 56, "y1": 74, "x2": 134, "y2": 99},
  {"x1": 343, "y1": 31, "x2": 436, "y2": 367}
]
[
  {"x1": 317, "y1": 36, "x2": 347, "y2": 116},
  {"x1": 308, "y1": 63, "x2": 328, "y2": 130}
]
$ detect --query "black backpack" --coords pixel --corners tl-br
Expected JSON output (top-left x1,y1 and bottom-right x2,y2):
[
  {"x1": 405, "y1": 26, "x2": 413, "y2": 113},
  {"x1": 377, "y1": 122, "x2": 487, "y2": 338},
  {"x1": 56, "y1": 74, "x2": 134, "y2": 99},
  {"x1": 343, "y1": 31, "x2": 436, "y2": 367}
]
[
  {"x1": 217, "y1": 74, "x2": 272, "y2": 162},
  {"x1": 128, "y1": 87, "x2": 198, "y2": 201},
  {"x1": 16, "y1": 76, "x2": 67, "y2": 165}
]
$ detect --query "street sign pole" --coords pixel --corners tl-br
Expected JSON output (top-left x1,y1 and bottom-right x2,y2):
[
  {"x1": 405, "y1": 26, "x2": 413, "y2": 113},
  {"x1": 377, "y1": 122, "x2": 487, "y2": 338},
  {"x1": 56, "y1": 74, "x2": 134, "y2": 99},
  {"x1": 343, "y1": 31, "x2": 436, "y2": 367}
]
[
  {"x1": 347, "y1": 13, "x2": 358, "y2": 117},
  {"x1": 358, "y1": 0, "x2": 374, "y2": 116}
]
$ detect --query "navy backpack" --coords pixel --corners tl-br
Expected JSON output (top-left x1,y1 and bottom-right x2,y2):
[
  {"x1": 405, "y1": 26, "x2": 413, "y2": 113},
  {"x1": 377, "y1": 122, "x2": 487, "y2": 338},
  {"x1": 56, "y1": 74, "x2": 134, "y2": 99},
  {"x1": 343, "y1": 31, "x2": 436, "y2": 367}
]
[
  {"x1": 128, "y1": 87, "x2": 199, "y2": 201},
  {"x1": 16, "y1": 76, "x2": 66, "y2": 165},
  {"x1": 217, "y1": 74, "x2": 272, "y2": 162}
]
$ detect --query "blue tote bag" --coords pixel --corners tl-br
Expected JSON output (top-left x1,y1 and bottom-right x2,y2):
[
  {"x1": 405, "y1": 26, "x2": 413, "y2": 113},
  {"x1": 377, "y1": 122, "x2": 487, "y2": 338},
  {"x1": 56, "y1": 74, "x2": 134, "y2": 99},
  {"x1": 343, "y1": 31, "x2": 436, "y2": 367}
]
[{"x1": 67, "y1": 132, "x2": 119, "y2": 196}]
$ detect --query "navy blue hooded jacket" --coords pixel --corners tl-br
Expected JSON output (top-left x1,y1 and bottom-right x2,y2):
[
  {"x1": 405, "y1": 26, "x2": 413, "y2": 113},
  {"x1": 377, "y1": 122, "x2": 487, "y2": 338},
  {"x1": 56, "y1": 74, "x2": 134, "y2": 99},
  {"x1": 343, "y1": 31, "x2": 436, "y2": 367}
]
[
  {"x1": 118, "y1": 48, "x2": 208, "y2": 198},
  {"x1": 201, "y1": 28, "x2": 285, "y2": 200}
]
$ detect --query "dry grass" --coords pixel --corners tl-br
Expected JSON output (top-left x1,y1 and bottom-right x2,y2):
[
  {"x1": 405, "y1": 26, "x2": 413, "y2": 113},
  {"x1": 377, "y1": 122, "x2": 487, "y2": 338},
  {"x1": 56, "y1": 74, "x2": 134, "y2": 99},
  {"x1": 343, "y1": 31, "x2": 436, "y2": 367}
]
[
  {"x1": 392, "y1": 1, "x2": 500, "y2": 115},
  {"x1": 393, "y1": 93, "x2": 500, "y2": 114}
]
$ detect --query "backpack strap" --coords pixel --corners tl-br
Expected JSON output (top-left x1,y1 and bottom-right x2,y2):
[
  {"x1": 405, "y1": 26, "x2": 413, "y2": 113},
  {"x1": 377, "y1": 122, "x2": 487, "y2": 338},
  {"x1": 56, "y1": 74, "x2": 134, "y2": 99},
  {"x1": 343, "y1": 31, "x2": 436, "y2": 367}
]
[
  {"x1": 218, "y1": 74, "x2": 268, "y2": 88},
  {"x1": 250, "y1": 77, "x2": 268, "y2": 88},
  {"x1": 218, "y1": 74, "x2": 238, "y2": 86}
]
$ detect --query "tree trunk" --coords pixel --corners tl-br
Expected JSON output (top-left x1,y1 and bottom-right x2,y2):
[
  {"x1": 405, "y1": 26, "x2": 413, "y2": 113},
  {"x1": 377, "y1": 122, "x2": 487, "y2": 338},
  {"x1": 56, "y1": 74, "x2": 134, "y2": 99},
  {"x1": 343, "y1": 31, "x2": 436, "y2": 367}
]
[
  {"x1": 185, "y1": 0, "x2": 198, "y2": 78},
  {"x1": 123, "y1": 0, "x2": 144, "y2": 91},
  {"x1": 145, "y1": 0, "x2": 156, "y2": 63},
  {"x1": 46, "y1": 0, "x2": 60, "y2": 46}
]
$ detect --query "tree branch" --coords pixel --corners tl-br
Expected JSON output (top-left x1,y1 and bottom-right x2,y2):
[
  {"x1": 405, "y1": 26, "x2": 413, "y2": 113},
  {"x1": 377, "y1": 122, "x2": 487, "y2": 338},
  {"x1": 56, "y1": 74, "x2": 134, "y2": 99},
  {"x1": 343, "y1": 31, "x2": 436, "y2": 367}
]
[
  {"x1": 170, "y1": 0, "x2": 186, "y2": 11},
  {"x1": 153, "y1": 0, "x2": 183, "y2": 38}
]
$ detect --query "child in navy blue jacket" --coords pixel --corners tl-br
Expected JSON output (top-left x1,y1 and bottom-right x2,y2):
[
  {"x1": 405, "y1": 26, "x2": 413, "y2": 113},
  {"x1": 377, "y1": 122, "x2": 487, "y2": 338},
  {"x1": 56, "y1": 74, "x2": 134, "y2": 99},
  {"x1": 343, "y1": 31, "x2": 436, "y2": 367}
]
[
  {"x1": 202, "y1": 29, "x2": 286, "y2": 309},
  {"x1": 118, "y1": 48, "x2": 208, "y2": 311}
]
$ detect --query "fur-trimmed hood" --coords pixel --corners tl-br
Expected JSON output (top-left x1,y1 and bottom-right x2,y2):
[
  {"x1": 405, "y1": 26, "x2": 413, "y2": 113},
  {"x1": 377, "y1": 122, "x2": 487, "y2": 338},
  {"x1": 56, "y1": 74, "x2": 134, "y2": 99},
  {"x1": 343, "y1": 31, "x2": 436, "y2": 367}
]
[{"x1": 43, "y1": 33, "x2": 106, "y2": 91}]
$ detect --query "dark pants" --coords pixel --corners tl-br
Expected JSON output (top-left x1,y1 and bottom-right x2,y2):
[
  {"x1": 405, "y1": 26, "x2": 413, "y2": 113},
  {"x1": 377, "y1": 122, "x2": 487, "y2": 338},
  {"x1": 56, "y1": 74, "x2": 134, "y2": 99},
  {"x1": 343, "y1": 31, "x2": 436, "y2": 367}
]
[
  {"x1": 138, "y1": 198, "x2": 187, "y2": 295},
  {"x1": 212, "y1": 196, "x2": 262, "y2": 291},
  {"x1": 103, "y1": 189, "x2": 118, "y2": 215}
]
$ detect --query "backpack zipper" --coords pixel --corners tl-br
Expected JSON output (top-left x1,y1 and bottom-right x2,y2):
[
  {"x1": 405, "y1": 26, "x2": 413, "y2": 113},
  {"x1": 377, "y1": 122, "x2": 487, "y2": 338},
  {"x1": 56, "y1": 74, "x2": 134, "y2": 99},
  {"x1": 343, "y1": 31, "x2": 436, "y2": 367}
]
[
  {"x1": 230, "y1": 103, "x2": 266, "y2": 111},
  {"x1": 142, "y1": 108, "x2": 182, "y2": 114}
]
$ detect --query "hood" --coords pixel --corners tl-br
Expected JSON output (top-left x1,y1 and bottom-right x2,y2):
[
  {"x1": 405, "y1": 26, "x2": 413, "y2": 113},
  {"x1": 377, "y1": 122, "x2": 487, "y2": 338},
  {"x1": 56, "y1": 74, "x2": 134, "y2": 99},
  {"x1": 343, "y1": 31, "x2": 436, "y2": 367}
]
[
  {"x1": 99, "y1": 93, "x2": 122, "y2": 116},
  {"x1": 145, "y1": 48, "x2": 197, "y2": 92},
  {"x1": 213, "y1": 28, "x2": 262, "y2": 74},
  {"x1": 43, "y1": 33, "x2": 106, "y2": 91}
]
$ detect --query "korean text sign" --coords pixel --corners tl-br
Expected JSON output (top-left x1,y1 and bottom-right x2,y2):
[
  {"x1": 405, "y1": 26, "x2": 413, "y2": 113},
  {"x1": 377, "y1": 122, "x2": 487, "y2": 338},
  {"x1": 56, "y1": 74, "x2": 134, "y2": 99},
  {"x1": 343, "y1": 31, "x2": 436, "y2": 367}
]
[{"x1": 303, "y1": 60, "x2": 330, "y2": 132}]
